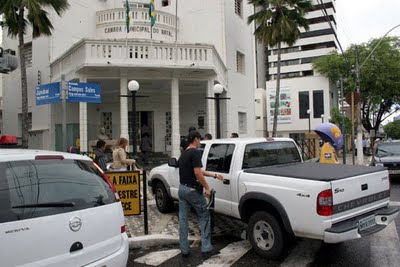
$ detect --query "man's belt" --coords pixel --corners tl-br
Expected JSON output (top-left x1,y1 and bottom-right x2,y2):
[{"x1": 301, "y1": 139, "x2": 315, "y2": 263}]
[{"x1": 181, "y1": 183, "x2": 199, "y2": 189}]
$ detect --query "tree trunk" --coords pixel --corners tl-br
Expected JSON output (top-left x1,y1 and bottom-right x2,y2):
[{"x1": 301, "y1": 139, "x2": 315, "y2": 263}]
[
  {"x1": 18, "y1": 7, "x2": 29, "y2": 148},
  {"x1": 272, "y1": 42, "x2": 282, "y2": 137}
]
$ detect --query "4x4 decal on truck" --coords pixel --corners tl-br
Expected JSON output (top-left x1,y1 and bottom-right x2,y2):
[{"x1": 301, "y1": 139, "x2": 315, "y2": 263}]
[{"x1": 296, "y1": 193, "x2": 310, "y2": 198}]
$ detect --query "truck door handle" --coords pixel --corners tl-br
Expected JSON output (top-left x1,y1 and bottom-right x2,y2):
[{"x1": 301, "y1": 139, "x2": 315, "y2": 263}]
[
  {"x1": 223, "y1": 179, "x2": 230, "y2": 185},
  {"x1": 361, "y1": 184, "x2": 368, "y2": 191}
]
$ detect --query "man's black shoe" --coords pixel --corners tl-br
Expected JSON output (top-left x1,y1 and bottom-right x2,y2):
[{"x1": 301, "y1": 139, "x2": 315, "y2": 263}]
[{"x1": 181, "y1": 252, "x2": 190, "y2": 258}]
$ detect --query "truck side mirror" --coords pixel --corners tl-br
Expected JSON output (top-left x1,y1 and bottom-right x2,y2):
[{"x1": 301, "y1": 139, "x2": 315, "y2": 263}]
[{"x1": 168, "y1": 158, "x2": 179, "y2": 168}]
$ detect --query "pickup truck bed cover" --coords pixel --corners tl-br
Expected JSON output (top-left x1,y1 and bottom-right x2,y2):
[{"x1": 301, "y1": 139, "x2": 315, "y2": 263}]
[{"x1": 244, "y1": 162, "x2": 386, "y2": 181}]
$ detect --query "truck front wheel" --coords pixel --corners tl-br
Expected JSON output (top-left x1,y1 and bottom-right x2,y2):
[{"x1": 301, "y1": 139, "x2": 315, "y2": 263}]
[
  {"x1": 154, "y1": 181, "x2": 174, "y2": 213},
  {"x1": 248, "y1": 211, "x2": 287, "y2": 259}
]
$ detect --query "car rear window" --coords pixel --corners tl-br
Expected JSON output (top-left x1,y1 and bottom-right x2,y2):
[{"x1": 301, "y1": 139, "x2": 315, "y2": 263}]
[
  {"x1": 0, "y1": 159, "x2": 115, "y2": 223},
  {"x1": 242, "y1": 141, "x2": 302, "y2": 169}
]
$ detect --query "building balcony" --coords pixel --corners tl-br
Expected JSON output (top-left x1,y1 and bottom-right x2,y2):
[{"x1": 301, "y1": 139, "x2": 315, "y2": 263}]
[
  {"x1": 96, "y1": 7, "x2": 177, "y2": 42},
  {"x1": 50, "y1": 39, "x2": 227, "y2": 83}
]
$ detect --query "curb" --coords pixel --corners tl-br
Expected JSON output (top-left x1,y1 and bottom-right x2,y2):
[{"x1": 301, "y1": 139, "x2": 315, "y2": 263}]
[{"x1": 128, "y1": 234, "x2": 200, "y2": 249}]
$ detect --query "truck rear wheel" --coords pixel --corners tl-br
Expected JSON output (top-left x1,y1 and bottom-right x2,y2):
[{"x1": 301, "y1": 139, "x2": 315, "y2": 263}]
[
  {"x1": 248, "y1": 211, "x2": 287, "y2": 259},
  {"x1": 154, "y1": 181, "x2": 174, "y2": 213}
]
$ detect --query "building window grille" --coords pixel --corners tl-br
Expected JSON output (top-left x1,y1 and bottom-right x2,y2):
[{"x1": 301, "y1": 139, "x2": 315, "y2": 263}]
[
  {"x1": 24, "y1": 43, "x2": 32, "y2": 68},
  {"x1": 236, "y1": 51, "x2": 245, "y2": 74},
  {"x1": 239, "y1": 112, "x2": 247, "y2": 134},
  {"x1": 102, "y1": 112, "x2": 113, "y2": 138},
  {"x1": 235, "y1": 0, "x2": 243, "y2": 17}
]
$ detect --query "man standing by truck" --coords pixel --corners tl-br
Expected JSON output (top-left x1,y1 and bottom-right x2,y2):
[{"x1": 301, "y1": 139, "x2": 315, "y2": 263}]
[{"x1": 178, "y1": 131, "x2": 222, "y2": 256}]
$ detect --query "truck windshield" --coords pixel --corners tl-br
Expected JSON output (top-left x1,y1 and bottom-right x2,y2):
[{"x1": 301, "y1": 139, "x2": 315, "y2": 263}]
[{"x1": 242, "y1": 141, "x2": 301, "y2": 169}]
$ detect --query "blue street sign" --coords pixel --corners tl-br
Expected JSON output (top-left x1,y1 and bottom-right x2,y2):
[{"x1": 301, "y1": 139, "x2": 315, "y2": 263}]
[
  {"x1": 36, "y1": 82, "x2": 61, "y2": 106},
  {"x1": 67, "y1": 82, "x2": 101, "y2": 103}
]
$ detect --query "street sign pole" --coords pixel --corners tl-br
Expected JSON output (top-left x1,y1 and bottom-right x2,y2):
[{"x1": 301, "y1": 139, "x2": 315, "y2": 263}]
[{"x1": 61, "y1": 75, "x2": 68, "y2": 152}]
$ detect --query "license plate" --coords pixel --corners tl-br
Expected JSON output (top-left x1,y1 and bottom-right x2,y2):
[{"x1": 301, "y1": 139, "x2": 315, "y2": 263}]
[
  {"x1": 358, "y1": 215, "x2": 376, "y2": 231},
  {"x1": 389, "y1": 169, "x2": 400, "y2": 174}
]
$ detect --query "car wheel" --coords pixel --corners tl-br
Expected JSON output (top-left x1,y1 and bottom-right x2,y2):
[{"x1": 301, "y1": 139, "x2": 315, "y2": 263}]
[
  {"x1": 248, "y1": 211, "x2": 287, "y2": 260},
  {"x1": 154, "y1": 181, "x2": 174, "y2": 213}
]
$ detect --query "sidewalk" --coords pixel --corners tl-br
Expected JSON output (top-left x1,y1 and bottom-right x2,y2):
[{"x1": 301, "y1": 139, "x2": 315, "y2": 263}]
[{"x1": 339, "y1": 152, "x2": 371, "y2": 165}]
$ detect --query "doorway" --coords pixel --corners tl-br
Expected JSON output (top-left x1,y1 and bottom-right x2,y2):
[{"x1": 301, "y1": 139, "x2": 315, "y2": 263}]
[{"x1": 128, "y1": 111, "x2": 153, "y2": 152}]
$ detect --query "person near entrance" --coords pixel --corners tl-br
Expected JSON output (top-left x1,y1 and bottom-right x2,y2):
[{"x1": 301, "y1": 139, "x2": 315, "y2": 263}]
[
  {"x1": 178, "y1": 131, "x2": 223, "y2": 256},
  {"x1": 93, "y1": 139, "x2": 108, "y2": 171},
  {"x1": 140, "y1": 132, "x2": 152, "y2": 165},
  {"x1": 97, "y1": 127, "x2": 111, "y2": 140},
  {"x1": 110, "y1": 137, "x2": 136, "y2": 171},
  {"x1": 180, "y1": 126, "x2": 196, "y2": 154}
]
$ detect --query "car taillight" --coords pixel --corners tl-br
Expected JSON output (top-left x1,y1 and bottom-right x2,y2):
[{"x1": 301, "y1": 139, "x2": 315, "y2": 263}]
[
  {"x1": 121, "y1": 225, "x2": 126, "y2": 233},
  {"x1": 93, "y1": 162, "x2": 120, "y2": 202},
  {"x1": 317, "y1": 189, "x2": 333, "y2": 216}
]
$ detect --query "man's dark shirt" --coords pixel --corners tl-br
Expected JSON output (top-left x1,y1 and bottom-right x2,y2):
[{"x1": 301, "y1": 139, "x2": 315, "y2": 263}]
[
  {"x1": 178, "y1": 148, "x2": 203, "y2": 188},
  {"x1": 93, "y1": 147, "x2": 107, "y2": 171}
]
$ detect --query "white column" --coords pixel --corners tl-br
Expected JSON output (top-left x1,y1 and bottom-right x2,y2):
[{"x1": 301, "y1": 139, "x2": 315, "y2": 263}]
[
  {"x1": 207, "y1": 78, "x2": 216, "y2": 138},
  {"x1": 79, "y1": 76, "x2": 88, "y2": 152},
  {"x1": 171, "y1": 78, "x2": 181, "y2": 158},
  {"x1": 120, "y1": 76, "x2": 129, "y2": 139}
]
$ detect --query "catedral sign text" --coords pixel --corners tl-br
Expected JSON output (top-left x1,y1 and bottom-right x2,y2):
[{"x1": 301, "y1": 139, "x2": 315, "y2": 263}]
[{"x1": 104, "y1": 25, "x2": 173, "y2": 37}]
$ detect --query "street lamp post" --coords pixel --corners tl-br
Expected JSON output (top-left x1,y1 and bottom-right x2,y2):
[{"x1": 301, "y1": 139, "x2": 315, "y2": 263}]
[
  {"x1": 128, "y1": 80, "x2": 140, "y2": 154},
  {"x1": 213, "y1": 84, "x2": 223, "y2": 139},
  {"x1": 205, "y1": 83, "x2": 230, "y2": 139},
  {"x1": 307, "y1": 109, "x2": 311, "y2": 133}
]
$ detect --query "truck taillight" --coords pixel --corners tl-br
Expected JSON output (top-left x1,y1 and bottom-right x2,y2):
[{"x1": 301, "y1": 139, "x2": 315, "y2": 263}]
[
  {"x1": 93, "y1": 162, "x2": 120, "y2": 202},
  {"x1": 317, "y1": 189, "x2": 333, "y2": 216}
]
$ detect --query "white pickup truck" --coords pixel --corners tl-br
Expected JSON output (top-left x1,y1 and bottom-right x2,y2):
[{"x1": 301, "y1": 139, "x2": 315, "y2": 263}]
[{"x1": 148, "y1": 137, "x2": 399, "y2": 259}]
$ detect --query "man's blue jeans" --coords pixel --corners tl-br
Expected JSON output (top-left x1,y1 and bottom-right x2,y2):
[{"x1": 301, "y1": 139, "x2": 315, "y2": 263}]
[{"x1": 178, "y1": 184, "x2": 213, "y2": 254}]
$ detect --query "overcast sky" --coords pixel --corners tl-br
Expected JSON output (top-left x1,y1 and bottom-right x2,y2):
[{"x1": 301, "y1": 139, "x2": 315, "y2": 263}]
[{"x1": 336, "y1": 0, "x2": 400, "y2": 49}]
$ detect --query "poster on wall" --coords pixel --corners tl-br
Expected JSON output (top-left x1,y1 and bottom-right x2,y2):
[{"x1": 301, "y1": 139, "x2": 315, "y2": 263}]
[{"x1": 269, "y1": 87, "x2": 292, "y2": 124}]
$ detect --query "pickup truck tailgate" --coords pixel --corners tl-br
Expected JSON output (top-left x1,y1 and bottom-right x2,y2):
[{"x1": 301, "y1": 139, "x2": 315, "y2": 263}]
[
  {"x1": 330, "y1": 168, "x2": 389, "y2": 220},
  {"x1": 245, "y1": 162, "x2": 390, "y2": 220}
]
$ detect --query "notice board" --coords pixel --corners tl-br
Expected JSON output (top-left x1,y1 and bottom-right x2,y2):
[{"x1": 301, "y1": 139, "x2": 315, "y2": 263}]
[{"x1": 106, "y1": 171, "x2": 141, "y2": 215}]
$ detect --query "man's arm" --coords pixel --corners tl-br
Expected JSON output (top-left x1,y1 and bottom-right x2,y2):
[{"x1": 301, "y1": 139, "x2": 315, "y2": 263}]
[
  {"x1": 194, "y1": 167, "x2": 211, "y2": 197},
  {"x1": 202, "y1": 170, "x2": 223, "y2": 181}
]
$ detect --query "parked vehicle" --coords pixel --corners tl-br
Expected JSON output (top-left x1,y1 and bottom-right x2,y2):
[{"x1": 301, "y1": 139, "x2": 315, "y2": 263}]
[
  {"x1": 0, "y1": 149, "x2": 129, "y2": 267},
  {"x1": 372, "y1": 140, "x2": 400, "y2": 177},
  {"x1": 149, "y1": 137, "x2": 399, "y2": 259}
]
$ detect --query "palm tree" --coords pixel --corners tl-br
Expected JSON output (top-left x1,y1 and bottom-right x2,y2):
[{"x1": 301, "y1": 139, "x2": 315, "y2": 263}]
[
  {"x1": 0, "y1": 0, "x2": 69, "y2": 148},
  {"x1": 248, "y1": 0, "x2": 313, "y2": 137}
]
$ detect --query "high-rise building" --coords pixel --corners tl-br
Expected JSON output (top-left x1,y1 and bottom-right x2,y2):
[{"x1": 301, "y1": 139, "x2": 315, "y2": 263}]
[{"x1": 263, "y1": 0, "x2": 339, "y2": 138}]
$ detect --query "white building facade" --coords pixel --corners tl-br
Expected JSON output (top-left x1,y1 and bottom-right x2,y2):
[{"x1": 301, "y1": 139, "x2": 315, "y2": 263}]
[
  {"x1": 2, "y1": 0, "x2": 257, "y2": 157},
  {"x1": 265, "y1": 0, "x2": 339, "y2": 138}
]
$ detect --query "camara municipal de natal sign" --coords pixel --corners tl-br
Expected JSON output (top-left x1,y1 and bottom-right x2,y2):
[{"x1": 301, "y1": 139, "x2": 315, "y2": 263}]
[{"x1": 106, "y1": 171, "x2": 141, "y2": 215}]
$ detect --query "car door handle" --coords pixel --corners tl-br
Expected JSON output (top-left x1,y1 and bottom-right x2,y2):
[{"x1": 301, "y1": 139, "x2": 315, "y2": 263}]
[
  {"x1": 223, "y1": 179, "x2": 230, "y2": 185},
  {"x1": 70, "y1": 241, "x2": 83, "y2": 253}
]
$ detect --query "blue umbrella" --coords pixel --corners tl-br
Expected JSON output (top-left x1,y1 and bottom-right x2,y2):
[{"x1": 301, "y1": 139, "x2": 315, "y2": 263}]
[{"x1": 315, "y1": 122, "x2": 343, "y2": 149}]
